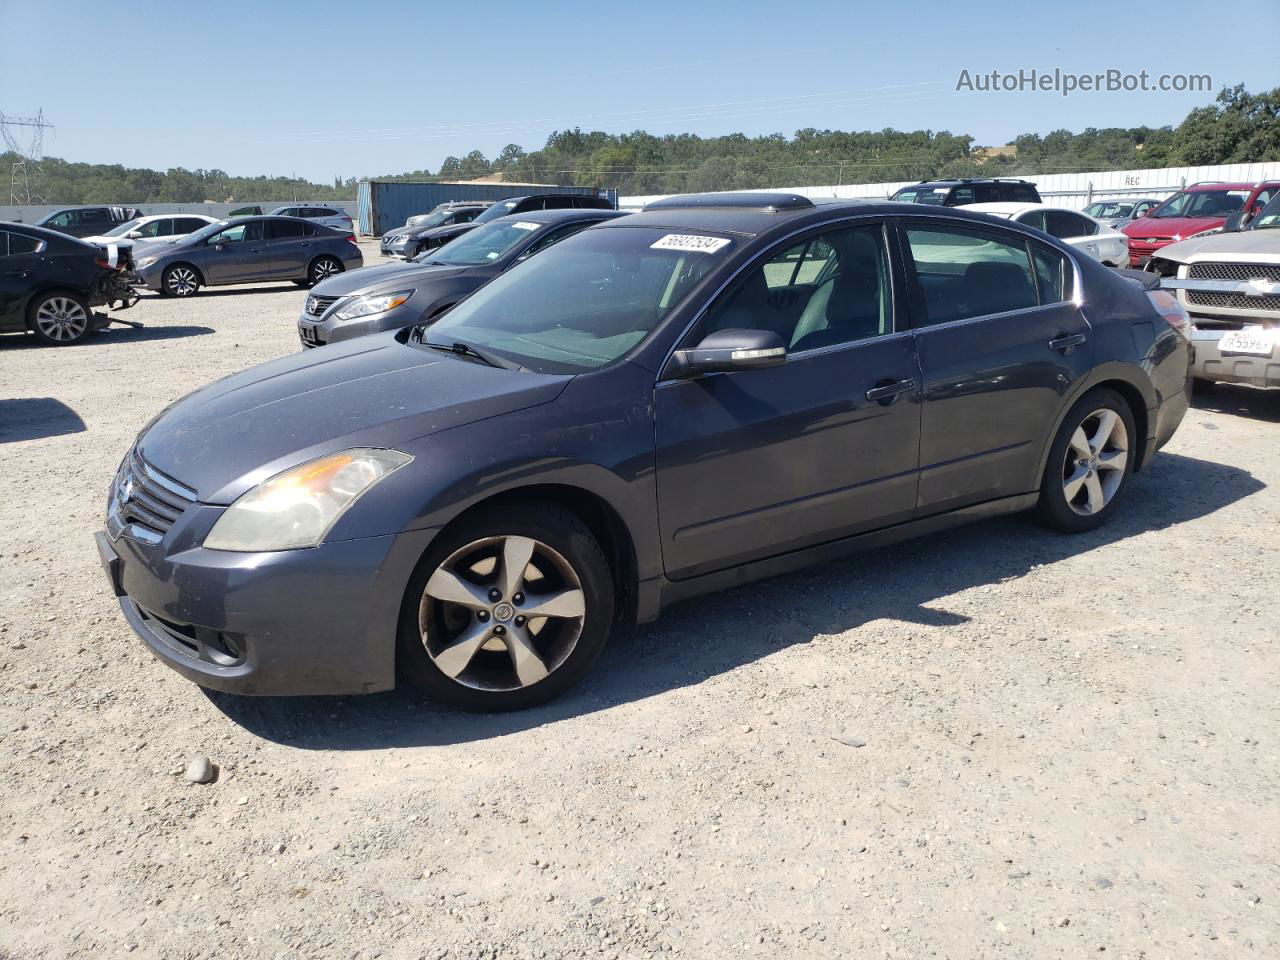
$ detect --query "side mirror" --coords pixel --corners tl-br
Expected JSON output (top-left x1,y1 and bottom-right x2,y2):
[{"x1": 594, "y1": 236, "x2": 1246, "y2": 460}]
[
  {"x1": 1221, "y1": 212, "x2": 1244, "y2": 233},
  {"x1": 667, "y1": 328, "x2": 787, "y2": 379},
  {"x1": 127, "y1": 231, "x2": 143, "y2": 239}
]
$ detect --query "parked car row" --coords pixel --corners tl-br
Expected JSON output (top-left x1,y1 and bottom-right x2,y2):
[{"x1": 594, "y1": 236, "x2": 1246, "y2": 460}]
[{"x1": 96, "y1": 189, "x2": 1193, "y2": 711}]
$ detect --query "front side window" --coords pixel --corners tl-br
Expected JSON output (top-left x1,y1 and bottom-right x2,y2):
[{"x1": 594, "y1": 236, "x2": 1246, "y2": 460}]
[
  {"x1": 418, "y1": 226, "x2": 726, "y2": 373},
  {"x1": 520, "y1": 220, "x2": 599, "y2": 258},
  {"x1": 893, "y1": 187, "x2": 948, "y2": 205},
  {"x1": 703, "y1": 223, "x2": 891, "y2": 353},
  {"x1": 904, "y1": 223, "x2": 1039, "y2": 325},
  {"x1": 209, "y1": 222, "x2": 264, "y2": 244},
  {"x1": 138, "y1": 219, "x2": 169, "y2": 237},
  {"x1": 44, "y1": 211, "x2": 74, "y2": 228},
  {"x1": 949, "y1": 187, "x2": 975, "y2": 205}
]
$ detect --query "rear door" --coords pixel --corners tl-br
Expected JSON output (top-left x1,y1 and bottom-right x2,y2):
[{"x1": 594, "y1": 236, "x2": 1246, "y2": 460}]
[
  {"x1": 265, "y1": 218, "x2": 311, "y2": 278},
  {"x1": 655, "y1": 219, "x2": 922, "y2": 579},
  {"x1": 900, "y1": 219, "x2": 1091, "y2": 515},
  {"x1": 204, "y1": 221, "x2": 270, "y2": 283}
]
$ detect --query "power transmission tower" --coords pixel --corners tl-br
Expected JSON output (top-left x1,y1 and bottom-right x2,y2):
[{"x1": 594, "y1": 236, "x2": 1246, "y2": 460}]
[{"x1": 1, "y1": 108, "x2": 53, "y2": 204}]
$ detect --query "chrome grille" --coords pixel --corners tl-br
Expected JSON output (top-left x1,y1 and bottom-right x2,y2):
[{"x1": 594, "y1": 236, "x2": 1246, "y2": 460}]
[
  {"x1": 1188, "y1": 290, "x2": 1280, "y2": 311},
  {"x1": 114, "y1": 449, "x2": 197, "y2": 542},
  {"x1": 1188, "y1": 262, "x2": 1280, "y2": 283},
  {"x1": 306, "y1": 294, "x2": 340, "y2": 317}
]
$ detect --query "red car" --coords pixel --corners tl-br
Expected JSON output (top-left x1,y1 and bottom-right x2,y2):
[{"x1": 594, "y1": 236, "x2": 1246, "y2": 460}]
[{"x1": 1123, "y1": 180, "x2": 1280, "y2": 268}]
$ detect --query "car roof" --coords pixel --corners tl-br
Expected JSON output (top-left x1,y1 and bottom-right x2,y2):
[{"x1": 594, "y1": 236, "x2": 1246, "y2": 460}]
[
  {"x1": 897, "y1": 179, "x2": 1035, "y2": 189},
  {"x1": 964, "y1": 201, "x2": 1076, "y2": 216},
  {"x1": 1, "y1": 220, "x2": 97, "y2": 246},
  {"x1": 1183, "y1": 182, "x2": 1271, "y2": 192},
  {"x1": 488, "y1": 208, "x2": 630, "y2": 226},
  {"x1": 598, "y1": 192, "x2": 1049, "y2": 238}
]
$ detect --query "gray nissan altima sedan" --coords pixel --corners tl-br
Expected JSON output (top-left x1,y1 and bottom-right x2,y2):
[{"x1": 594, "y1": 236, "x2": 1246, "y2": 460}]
[
  {"x1": 131, "y1": 215, "x2": 362, "y2": 297},
  {"x1": 96, "y1": 192, "x2": 1191, "y2": 712}
]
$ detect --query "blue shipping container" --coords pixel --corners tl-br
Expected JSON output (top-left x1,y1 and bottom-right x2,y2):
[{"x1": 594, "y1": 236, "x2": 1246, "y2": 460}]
[{"x1": 356, "y1": 181, "x2": 615, "y2": 235}]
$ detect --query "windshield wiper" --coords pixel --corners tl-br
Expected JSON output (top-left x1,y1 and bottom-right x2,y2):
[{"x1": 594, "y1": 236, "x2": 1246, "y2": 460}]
[{"x1": 423, "y1": 339, "x2": 518, "y2": 370}]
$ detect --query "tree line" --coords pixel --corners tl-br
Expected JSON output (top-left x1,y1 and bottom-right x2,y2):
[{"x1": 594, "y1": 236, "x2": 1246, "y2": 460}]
[{"x1": 7, "y1": 85, "x2": 1276, "y2": 204}]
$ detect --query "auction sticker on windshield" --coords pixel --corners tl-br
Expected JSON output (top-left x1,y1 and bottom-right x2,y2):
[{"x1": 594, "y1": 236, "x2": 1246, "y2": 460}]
[
  {"x1": 512, "y1": 222, "x2": 540, "y2": 231},
  {"x1": 650, "y1": 234, "x2": 732, "y2": 254}
]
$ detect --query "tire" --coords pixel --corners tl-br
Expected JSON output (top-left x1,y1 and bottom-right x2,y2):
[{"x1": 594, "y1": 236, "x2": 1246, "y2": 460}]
[
  {"x1": 1035, "y1": 387, "x2": 1138, "y2": 533},
  {"x1": 29, "y1": 291, "x2": 92, "y2": 345},
  {"x1": 307, "y1": 255, "x2": 343, "y2": 287},
  {"x1": 161, "y1": 264, "x2": 200, "y2": 298},
  {"x1": 397, "y1": 502, "x2": 615, "y2": 711}
]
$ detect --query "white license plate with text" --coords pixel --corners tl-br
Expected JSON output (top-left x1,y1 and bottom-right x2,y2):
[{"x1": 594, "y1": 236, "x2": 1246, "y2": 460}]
[{"x1": 1218, "y1": 326, "x2": 1276, "y2": 357}]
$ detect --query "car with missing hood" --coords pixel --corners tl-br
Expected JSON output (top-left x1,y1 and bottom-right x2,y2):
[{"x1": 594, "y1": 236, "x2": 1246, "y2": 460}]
[
  {"x1": 96, "y1": 192, "x2": 1189, "y2": 711},
  {"x1": 300, "y1": 208, "x2": 628, "y2": 347},
  {"x1": 1148, "y1": 192, "x2": 1280, "y2": 389},
  {"x1": 379, "y1": 203, "x2": 490, "y2": 258},
  {"x1": 387, "y1": 194, "x2": 617, "y2": 260},
  {"x1": 131, "y1": 215, "x2": 363, "y2": 297},
  {"x1": 1121, "y1": 181, "x2": 1280, "y2": 268}
]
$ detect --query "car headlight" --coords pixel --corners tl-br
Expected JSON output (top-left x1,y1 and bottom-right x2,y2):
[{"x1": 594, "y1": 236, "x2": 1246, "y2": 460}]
[
  {"x1": 334, "y1": 290, "x2": 413, "y2": 321},
  {"x1": 204, "y1": 448, "x2": 412, "y2": 552},
  {"x1": 135, "y1": 256, "x2": 158, "y2": 270}
]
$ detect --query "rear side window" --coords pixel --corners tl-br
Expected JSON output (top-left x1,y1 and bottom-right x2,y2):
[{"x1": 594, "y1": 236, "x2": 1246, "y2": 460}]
[
  {"x1": 974, "y1": 184, "x2": 1001, "y2": 203},
  {"x1": 268, "y1": 219, "x2": 307, "y2": 239},
  {"x1": 1016, "y1": 210, "x2": 1047, "y2": 232},
  {"x1": 1045, "y1": 210, "x2": 1094, "y2": 239},
  {"x1": 541, "y1": 196, "x2": 576, "y2": 210},
  {"x1": 175, "y1": 218, "x2": 208, "y2": 233},
  {"x1": 904, "y1": 224, "x2": 1039, "y2": 325},
  {"x1": 948, "y1": 187, "x2": 974, "y2": 206},
  {"x1": 78, "y1": 208, "x2": 110, "y2": 224},
  {"x1": 1031, "y1": 244, "x2": 1073, "y2": 304},
  {"x1": 275, "y1": 207, "x2": 297, "y2": 218},
  {"x1": 3, "y1": 232, "x2": 41, "y2": 255},
  {"x1": 1008, "y1": 184, "x2": 1040, "y2": 202}
]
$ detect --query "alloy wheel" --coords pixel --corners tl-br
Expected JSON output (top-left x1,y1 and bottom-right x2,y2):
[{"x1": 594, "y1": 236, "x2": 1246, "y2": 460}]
[
  {"x1": 1061, "y1": 408, "x2": 1129, "y2": 516},
  {"x1": 167, "y1": 267, "x2": 198, "y2": 296},
  {"x1": 34, "y1": 297, "x2": 88, "y2": 342},
  {"x1": 312, "y1": 258, "x2": 341, "y2": 283},
  {"x1": 419, "y1": 535, "x2": 586, "y2": 691}
]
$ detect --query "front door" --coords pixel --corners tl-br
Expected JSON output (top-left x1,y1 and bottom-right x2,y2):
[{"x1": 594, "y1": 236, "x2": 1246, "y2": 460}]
[
  {"x1": 204, "y1": 221, "x2": 270, "y2": 284},
  {"x1": 655, "y1": 220, "x2": 922, "y2": 580},
  {"x1": 0, "y1": 231, "x2": 43, "y2": 327},
  {"x1": 899, "y1": 219, "x2": 1093, "y2": 515}
]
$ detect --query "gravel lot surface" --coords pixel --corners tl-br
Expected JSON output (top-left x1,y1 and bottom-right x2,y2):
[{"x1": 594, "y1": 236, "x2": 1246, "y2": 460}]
[{"x1": 2, "y1": 242, "x2": 1278, "y2": 958}]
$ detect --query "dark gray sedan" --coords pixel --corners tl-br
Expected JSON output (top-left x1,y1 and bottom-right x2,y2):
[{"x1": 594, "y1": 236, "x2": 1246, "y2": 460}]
[
  {"x1": 97, "y1": 193, "x2": 1190, "y2": 711},
  {"x1": 132, "y1": 216, "x2": 363, "y2": 297},
  {"x1": 299, "y1": 208, "x2": 627, "y2": 347}
]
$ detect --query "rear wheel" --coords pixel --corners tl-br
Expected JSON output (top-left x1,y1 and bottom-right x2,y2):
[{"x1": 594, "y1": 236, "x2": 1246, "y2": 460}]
[
  {"x1": 307, "y1": 255, "x2": 343, "y2": 287},
  {"x1": 30, "y1": 292, "x2": 91, "y2": 345},
  {"x1": 161, "y1": 264, "x2": 200, "y2": 297},
  {"x1": 398, "y1": 503, "x2": 615, "y2": 711},
  {"x1": 1036, "y1": 388, "x2": 1137, "y2": 533}
]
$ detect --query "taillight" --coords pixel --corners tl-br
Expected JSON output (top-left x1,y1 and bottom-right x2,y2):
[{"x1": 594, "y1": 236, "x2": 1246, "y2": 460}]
[
  {"x1": 95, "y1": 256, "x2": 123, "y2": 272},
  {"x1": 346, "y1": 234, "x2": 358, "y2": 246},
  {"x1": 1147, "y1": 289, "x2": 1189, "y2": 334}
]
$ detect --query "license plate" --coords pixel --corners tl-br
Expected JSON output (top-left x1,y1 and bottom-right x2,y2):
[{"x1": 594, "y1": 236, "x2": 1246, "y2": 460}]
[
  {"x1": 300, "y1": 324, "x2": 319, "y2": 345},
  {"x1": 1219, "y1": 326, "x2": 1275, "y2": 356}
]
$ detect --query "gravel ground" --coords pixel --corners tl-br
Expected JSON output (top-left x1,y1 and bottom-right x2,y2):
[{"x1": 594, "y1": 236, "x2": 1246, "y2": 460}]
[{"x1": 1, "y1": 243, "x2": 1278, "y2": 959}]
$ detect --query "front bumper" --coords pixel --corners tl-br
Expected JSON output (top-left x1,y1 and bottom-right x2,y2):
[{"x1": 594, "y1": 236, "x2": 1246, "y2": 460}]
[
  {"x1": 95, "y1": 524, "x2": 434, "y2": 696},
  {"x1": 380, "y1": 237, "x2": 415, "y2": 258},
  {"x1": 1190, "y1": 325, "x2": 1280, "y2": 387},
  {"x1": 297, "y1": 303, "x2": 419, "y2": 348}
]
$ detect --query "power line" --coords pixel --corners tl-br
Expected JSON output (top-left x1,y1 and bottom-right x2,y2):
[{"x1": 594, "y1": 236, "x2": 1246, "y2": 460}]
[{"x1": 1, "y1": 108, "x2": 53, "y2": 204}]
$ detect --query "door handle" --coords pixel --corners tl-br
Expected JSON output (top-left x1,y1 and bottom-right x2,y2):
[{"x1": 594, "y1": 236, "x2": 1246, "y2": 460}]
[
  {"x1": 865, "y1": 377, "x2": 916, "y2": 403},
  {"x1": 3, "y1": 270, "x2": 29, "y2": 278},
  {"x1": 1049, "y1": 332, "x2": 1087, "y2": 353}
]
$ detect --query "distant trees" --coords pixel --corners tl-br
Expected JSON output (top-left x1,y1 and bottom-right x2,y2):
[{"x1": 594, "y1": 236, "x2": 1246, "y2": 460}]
[{"x1": 5, "y1": 87, "x2": 1276, "y2": 204}]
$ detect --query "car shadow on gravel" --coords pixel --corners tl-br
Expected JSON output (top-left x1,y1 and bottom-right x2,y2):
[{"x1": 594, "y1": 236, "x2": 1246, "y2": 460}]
[
  {"x1": 207, "y1": 450, "x2": 1264, "y2": 749},
  {"x1": 0, "y1": 397, "x2": 86, "y2": 442},
  {"x1": 1192, "y1": 383, "x2": 1280, "y2": 423},
  {"x1": 0, "y1": 325, "x2": 215, "y2": 350}
]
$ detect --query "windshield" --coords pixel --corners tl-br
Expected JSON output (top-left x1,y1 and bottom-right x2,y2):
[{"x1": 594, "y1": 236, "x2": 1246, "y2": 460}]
[
  {"x1": 182, "y1": 220, "x2": 231, "y2": 243},
  {"x1": 472, "y1": 200, "x2": 520, "y2": 224},
  {"x1": 414, "y1": 219, "x2": 542, "y2": 266},
  {"x1": 892, "y1": 187, "x2": 948, "y2": 205},
  {"x1": 412, "y1": 210, "x2": 452, "y2": 229},
  {"x1": 1152, "y1": 189, "x2": 1249, "y2": 219},
  {"x1": 1084, "y1": 202, "x2": 1133, "y2": 218},
  {"x1": 413, "y1": 226, "x2": 728, "y2": 374},
  {"x1": 102, "y1": 218, "x2": 144, "y2": 236},
  {"x1": 1251, "y1": 194, "x2": 1280, "y2": 230}
]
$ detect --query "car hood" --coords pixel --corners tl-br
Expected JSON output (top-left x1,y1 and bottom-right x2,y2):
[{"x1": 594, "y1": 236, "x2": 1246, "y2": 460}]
[
  {"x1": 1123, "y1": 216, "x2": 1223, "y2": 240},
  {"x1": 1155, "y1": 228, "x2": 1280, "y2": 263},
  {"x1": 310, "y1": 260, "x2": 471, "y2": 298},
  {"x1": 383, "y1": 226, "x2": 414, "y2": 240},
  {"x1": 136, "y1": 334, "x2": 568, "y2": 504}
]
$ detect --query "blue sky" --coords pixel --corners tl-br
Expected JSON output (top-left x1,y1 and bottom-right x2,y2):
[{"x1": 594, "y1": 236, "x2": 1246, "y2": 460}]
[{"x1": 3, "y1": 0, "x2": 1277, "y2": 182}]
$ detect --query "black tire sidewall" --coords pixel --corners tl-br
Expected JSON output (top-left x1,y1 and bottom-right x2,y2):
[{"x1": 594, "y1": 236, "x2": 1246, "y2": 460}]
[
  {"x1": 29, "y1": 291, "x2": 92, "y2": 345},
  {"x1": 162, "y1": 264, "x2": 199, "y2": 298},
  {"x1": 397, "y1": 503, "x2": 616, "y2": 711},
  {"x1": 1036, "y1": 387, "x2": 1137, "y2": 533}
]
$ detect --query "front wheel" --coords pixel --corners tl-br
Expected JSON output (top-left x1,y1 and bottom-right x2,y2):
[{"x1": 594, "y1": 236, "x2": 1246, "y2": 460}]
[
  {"x1": 307, "y1": 255, "x2": 343, "y2": 287},
  {"x1": 30, "y1": 292, "x2": 92, "y2": 345},
  {"x1": 1036, "y1": 388, "x2": 1137, "y2": 533},
  {"x1": 162, "y1": 264, "x2": 200, "y2": 297},
  {"x1": 398, "y1": 504, "x2": 615, "y2": 711}
]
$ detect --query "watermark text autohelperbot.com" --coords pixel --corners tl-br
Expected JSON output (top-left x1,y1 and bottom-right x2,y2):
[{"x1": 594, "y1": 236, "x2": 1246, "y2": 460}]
[{"x1": 956, "y1": 68, "x2": 1212, "y2": 96}]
